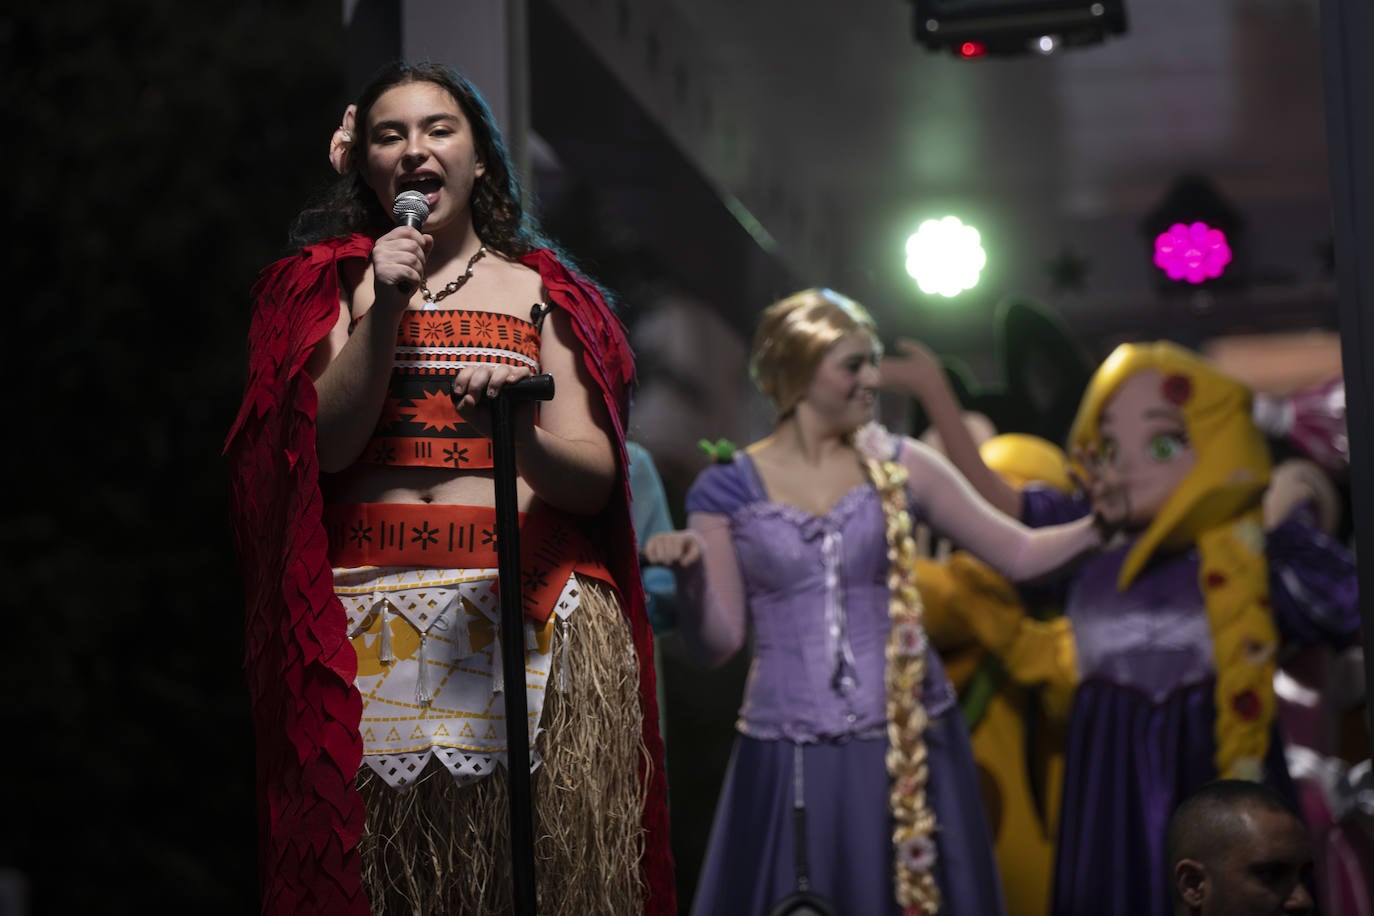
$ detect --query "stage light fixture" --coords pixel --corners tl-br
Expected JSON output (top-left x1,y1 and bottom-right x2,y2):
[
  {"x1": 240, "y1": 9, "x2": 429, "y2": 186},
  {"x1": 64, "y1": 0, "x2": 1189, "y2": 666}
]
[
  {"x1": 905, "y1": 216, "x2": 987, "y2": 298},
  {"x1": 910, "y1": 0, "x2": 1129, "y2": 58},
  {"x1": 1142, "y1": 174, "x2": 1246, "y2": 293},
  {"x1": 1153, "y1": 222, "x2": 1232, "y2": 285}
]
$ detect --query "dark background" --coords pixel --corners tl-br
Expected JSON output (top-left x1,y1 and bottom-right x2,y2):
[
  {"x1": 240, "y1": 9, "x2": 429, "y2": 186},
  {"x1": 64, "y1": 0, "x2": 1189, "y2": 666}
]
[
  {"x1": 1, "y1": 3, "x2": 756, "y2": 911},
  {"x1": 3, "y1": 3, "x2": 346, "y2": 911}
]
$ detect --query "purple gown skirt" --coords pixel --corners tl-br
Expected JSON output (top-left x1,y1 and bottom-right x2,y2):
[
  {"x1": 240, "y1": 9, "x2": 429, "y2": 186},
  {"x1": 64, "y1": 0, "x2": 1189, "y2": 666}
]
[
  {"x1": 1050, "y1": 678, "x2": 1301, "y2": 916},
  {"x1": 690, "y1": 713, "x2": 1006, "y2": 916}
]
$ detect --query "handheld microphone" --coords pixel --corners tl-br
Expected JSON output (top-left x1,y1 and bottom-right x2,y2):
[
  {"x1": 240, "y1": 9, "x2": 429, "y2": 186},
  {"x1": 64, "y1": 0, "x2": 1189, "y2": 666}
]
[
  {"x1": 390, "y1": 191, "x2": 432, "y2": 295},
  {"x1": 392, "y1": 190, "x2": 431, "y2": 229}
]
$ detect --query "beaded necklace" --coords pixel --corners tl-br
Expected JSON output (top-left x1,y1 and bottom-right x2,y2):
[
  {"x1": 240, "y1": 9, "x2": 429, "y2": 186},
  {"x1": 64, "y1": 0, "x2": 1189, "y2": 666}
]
[{"x1": 421, "y1": 246, "x2": 487, "y2": 305}]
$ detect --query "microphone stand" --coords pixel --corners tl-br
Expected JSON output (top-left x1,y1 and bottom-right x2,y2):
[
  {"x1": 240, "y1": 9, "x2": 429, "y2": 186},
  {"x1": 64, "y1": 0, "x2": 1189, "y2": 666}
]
[{"x1": 486, "y1": 373, "x2": 555, "y2": 916}]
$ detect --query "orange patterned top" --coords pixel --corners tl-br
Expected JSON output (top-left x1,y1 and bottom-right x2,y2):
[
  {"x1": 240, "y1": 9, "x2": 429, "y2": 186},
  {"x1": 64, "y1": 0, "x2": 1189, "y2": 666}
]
[{"x1": 355, "y1": 308, "x2": 543, "y2": 469}]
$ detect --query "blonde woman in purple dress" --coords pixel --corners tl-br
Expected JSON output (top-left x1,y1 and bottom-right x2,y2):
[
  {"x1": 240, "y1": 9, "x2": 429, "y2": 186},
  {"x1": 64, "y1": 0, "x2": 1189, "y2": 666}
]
[{"x1": 645, "y1": 288, "x2": 1111, "y2": 915}]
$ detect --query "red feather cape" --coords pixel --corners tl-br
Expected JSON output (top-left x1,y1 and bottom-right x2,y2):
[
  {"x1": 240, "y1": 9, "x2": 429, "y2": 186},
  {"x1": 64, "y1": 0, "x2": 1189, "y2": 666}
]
[{"x1": 224, "y1": 234, "x2": 675, "y2": 914}]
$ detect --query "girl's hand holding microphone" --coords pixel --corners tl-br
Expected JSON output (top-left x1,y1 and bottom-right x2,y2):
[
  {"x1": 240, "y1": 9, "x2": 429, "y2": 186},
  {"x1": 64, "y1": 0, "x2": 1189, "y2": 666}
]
[{"x1": 371, "y1": 225, "x2": 432, "y2": 308}]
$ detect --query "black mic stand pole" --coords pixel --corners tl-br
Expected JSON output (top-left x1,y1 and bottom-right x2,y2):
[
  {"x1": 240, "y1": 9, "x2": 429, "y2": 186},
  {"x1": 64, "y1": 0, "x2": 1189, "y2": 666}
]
[{"x1": 487, "y1": 373, "x2": 555, "y2": 916}]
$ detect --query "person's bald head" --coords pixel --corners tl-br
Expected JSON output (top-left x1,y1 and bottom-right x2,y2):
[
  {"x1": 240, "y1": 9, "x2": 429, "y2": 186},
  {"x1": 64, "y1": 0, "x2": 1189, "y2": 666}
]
[{"x1": 1166, "y1": 780, "x2": 1314, "y2": 916}]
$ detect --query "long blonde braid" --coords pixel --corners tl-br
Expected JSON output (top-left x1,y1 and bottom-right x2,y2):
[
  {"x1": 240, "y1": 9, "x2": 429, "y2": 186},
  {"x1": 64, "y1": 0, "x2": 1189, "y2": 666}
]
[{"x1": 858, "y1": 425, "x2": 940, "y2": 915}]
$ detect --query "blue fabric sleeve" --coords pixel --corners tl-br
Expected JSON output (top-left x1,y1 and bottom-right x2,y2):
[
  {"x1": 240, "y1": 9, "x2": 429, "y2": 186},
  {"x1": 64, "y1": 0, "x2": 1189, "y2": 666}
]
[
  {"x1": 627, "y1": 441, "x2": 675, "y2": 546},
  {"x1": 627, "y1": 441, "x2": 681, "y2": 633},
  {"x1": 642, "y1": 566, "x2": 679, "y2": 633}
]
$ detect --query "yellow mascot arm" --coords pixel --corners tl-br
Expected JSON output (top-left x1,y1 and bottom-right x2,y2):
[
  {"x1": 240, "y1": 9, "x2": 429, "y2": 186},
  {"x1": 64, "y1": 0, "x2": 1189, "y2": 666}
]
[
  {"x1": 946, "y1": 551, "x2": 1080, "y2": 697},
  {"x1": 915, "y1": 555, "x2": 977, "y2": 650}
]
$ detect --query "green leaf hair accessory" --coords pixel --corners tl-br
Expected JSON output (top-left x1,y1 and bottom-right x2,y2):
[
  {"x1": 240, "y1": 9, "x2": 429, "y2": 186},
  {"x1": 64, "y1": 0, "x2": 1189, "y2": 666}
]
[{"x1": 697, "y1": 438, "x2": 737, "y2": 464}]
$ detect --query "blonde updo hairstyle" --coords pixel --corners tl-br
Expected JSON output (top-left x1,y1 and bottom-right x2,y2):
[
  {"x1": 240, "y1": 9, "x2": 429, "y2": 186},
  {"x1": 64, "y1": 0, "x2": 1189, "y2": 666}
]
[{"x1": 749, "y1": 288, "x2": 879, "y2": 419}]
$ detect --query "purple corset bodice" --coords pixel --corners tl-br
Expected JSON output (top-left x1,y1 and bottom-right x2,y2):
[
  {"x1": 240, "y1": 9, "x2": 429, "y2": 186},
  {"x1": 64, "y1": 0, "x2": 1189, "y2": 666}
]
[
  {"x1": 686, "y1": 452, "x2": 955, "y2": 742},
  {"x1": 1021, "y1": 486, "x2": 1218, "y2": 700},
  {"x1": 1066, "y1": 544, "x2": 1216, "y2": 701},
  {"x1": 1020, "y1": 484, "x2": 1362, "y2": 662}
]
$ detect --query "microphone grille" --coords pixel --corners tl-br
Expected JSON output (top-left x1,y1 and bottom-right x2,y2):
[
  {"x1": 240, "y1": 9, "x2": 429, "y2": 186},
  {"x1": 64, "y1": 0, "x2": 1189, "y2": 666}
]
[{"x1": 392, "y1": 190, "x2": 431, "y2": 225}]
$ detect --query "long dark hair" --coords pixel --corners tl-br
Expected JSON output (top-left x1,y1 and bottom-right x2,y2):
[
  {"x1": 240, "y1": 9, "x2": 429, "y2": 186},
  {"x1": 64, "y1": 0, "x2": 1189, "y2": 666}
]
[{"x1": 289, "y1": 61, "x2": 553, "y2": 258}]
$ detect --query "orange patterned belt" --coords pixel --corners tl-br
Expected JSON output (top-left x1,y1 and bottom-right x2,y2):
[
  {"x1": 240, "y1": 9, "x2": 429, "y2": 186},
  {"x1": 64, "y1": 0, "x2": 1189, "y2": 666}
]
[{"x1": 324, "y1": 502, "x2": 613, "y2": 625}]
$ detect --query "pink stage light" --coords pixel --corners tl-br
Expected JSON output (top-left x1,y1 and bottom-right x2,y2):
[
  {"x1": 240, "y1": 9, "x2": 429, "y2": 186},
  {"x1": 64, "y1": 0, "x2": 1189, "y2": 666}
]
[{"x1": 1153, "y1": 221, "x2": 1232, "y2": 284}]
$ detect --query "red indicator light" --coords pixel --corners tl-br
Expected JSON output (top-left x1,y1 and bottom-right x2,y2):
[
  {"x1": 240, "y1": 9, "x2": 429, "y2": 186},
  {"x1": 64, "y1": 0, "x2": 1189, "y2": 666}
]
[{"x1": 958, "y1": 41, "x2": 987, "y2": 58}]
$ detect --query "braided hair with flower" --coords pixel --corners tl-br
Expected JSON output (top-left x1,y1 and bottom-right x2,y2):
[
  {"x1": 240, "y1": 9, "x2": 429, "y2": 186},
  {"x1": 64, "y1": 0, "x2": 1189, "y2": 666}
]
[
  {"x1": 856, "y1": 422, "x2": 941, "y2": 916},
  {"x1": 751, "y1": 288, "x2": 942, "y2": 914}
]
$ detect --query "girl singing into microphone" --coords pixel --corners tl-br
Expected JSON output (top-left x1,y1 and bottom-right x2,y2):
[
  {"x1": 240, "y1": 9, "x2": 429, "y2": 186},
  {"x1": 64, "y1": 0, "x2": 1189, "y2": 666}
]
[{"x1": 225, "y1": 61, "x2": 673, "y2": 915}]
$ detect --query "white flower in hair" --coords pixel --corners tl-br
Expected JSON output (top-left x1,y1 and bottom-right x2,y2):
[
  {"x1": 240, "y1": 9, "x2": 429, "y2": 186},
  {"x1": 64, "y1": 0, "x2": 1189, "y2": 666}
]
[
  {"x1": 329, "y1": 103, "x2": 358, "y2": 175},
  {"x1": 854, "y1": 421, "x2": 893, "y2": 462},
  {"x1": 896, "y1": 834, "x2": 937, "y2": 872}
]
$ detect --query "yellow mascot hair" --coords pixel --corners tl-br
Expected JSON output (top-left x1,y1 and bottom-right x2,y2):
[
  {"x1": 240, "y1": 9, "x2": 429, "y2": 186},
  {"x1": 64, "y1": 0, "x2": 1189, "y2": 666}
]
[{"x1": 1067, "y1": 341, "x2": 1275, "y2": 780}]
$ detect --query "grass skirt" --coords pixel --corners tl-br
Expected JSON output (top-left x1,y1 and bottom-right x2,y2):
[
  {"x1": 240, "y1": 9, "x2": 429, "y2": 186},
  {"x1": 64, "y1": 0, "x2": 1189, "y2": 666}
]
[{"x1": 356, "y1": 576, "x2": 647, "y2": 914}]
